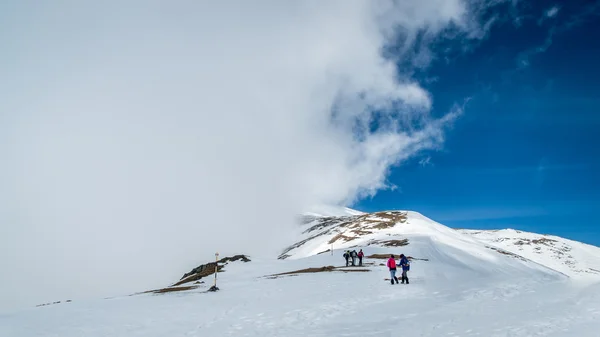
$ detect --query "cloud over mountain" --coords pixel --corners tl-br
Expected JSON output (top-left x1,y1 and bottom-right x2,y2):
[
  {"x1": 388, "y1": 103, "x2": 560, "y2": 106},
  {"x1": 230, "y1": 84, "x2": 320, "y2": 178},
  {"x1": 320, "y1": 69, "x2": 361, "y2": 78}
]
[{"x1": 0, "y1": 1, "x2": 502, "y2": 311}]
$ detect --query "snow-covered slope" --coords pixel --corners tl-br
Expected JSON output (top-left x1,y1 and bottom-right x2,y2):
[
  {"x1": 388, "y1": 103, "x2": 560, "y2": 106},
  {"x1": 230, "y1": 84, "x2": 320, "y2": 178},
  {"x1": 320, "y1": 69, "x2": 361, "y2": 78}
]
[
  {"x1": 459, "y1": 228, "x2": 600, "y2": 281},
  {"x1": 2, "y1": 248, "x2": 598, "y2": 337},
  {"x1": 284, "y1": 209, "x2": 508, "y2": 260},
  {"x1": 2, "y1": 209, "x2": 600, "y2": 336},
  {"x1": 281, "y1": 210, "x2": 551, "y2": 274},
  {"x1": 282, "y1": 209, "x2": 600, "y2": 281}
]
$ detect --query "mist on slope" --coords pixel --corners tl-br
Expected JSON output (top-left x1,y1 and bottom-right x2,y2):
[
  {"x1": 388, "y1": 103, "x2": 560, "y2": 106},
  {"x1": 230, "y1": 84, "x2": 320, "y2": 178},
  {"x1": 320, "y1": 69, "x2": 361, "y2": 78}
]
[{"x1": 0, "y1": 1, "x2": 500, "y2": 311}]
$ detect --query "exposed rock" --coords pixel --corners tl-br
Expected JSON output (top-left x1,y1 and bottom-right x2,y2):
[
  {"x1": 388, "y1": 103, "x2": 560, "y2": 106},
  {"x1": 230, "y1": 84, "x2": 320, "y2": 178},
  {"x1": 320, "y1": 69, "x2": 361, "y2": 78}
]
[
  {"x1": 174, "y1": 254, "x2": 250, "y2": 286},
  {"x1": 281, "y1": 211, "x2": 410, "y2": 259},
  {"x1": 36, "y1": 301, "x2": 63, "y2": 307}
]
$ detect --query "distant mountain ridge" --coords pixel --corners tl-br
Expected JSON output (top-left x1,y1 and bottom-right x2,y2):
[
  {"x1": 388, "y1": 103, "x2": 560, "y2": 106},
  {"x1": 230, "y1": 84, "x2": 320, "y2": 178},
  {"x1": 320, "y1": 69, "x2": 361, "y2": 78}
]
[{"x1": 458, "y1": 228, "x2": 600, "y2": 280}]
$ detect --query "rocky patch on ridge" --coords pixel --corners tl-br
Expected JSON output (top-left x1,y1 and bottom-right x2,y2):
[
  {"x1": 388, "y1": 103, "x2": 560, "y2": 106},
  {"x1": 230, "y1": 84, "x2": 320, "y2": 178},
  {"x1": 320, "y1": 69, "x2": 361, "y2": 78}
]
[{"x1": 279, "y1": 211, "x2": 409, "y2": 259}]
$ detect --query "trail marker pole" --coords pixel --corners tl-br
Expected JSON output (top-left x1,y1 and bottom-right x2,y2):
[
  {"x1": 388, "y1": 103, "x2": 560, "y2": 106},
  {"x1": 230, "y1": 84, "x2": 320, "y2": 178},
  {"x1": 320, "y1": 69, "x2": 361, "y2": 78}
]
[
  {"x1": 214, "y1": 252, "x2": 219, "y2": 286},
  {"x1": 209, "y1": 252, "x2": 220, "y2": 292}
]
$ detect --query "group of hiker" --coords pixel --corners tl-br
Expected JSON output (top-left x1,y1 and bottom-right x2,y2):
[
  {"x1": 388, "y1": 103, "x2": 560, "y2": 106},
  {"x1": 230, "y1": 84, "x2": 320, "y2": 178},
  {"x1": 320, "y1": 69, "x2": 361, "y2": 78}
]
[
  {"x1": 343, "y1": 249, "x2": 364, "y2": 266},
  {"x1": 387, "y1": 254, "x2": 410, "y2": 285},
  {"x1": 342, "y1": 250, "x2": 411, "y2": 285}
]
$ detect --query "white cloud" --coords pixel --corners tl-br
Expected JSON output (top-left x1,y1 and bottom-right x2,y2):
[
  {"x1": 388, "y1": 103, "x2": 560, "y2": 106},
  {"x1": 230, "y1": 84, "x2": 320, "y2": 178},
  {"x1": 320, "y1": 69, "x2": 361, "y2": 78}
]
[
  {"x1": 536, "y1": 5, "x2": 560, "y2": 25},
  {"x1": 546, "y1": 6, "x2": 560, "y2": 18},
  {"x1": 0, "y1": 1, "x2": 496, "y2": 312},
  {"x1": 419, "y1": 156, "x2": 434, "y2": 167}
]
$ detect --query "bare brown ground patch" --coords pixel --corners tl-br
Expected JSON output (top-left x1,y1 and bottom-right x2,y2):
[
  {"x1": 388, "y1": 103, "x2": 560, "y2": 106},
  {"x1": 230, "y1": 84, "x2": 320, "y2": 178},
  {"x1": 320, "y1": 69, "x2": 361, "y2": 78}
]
[
  {"x1": 369, "y1": 222, "x2": 396, "y2": 229},
  {"x1": 366, "y1": 254, "x2": 399, "y2": 259},
  {"x1": 281, "y1": 211, "x2": 411, "y2": 259},
  {"x1": 379, "y1": 239, "x2": 409, "y2": 247},
  {"x1": 152, "y1": 286, "x2": 199, "y2": 294},
  {"x1": 350, "y1": 229, "x2": 374, "y2": 236},
  {"x1": 328, "y1": 233, "x2": 357, "y2": 244},
  {"x1": 267, "y1": 265, "x2": 371, "y2": 278},
  {"x1": 336, "y1": 211, "x2": 408, "y2": 230},
  {"x1": 273, "y1": 266, "x2": 336, "y2": 276},
  {"x1": 532, "y1": 238, "x2": 558, "y2": 245},
  {"x1": 368, "y1": 211, "x2": 408, "y2": 224},
  {"x1": 133, "y1": 285, "x2": 200, "y2": 295}
]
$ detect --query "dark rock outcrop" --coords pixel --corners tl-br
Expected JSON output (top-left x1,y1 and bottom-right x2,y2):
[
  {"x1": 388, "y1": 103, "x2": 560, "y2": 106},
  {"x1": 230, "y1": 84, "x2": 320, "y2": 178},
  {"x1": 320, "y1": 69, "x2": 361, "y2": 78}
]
[{"x1": 173, "y1": 254, "x2": 250, "y2": 286}]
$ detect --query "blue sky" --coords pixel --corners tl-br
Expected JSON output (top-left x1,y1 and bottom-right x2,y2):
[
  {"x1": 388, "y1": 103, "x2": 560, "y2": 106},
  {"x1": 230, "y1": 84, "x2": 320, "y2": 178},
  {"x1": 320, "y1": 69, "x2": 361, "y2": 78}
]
[{"x1": 356, "y1": 1, "x2": 600, "y2": 246}]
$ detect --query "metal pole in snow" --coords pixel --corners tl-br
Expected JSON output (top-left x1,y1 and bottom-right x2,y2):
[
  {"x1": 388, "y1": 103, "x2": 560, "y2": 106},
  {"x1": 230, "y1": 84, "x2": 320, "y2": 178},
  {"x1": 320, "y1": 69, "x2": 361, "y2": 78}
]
[{"x1": 214, "y1": 252, "x2": 219, "y2": 287}]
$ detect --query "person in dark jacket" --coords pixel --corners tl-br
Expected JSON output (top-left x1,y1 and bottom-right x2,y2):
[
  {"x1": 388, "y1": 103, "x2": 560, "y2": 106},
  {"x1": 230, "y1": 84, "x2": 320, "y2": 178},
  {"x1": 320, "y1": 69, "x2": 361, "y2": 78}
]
[
  {"x1": 399, "y1": 254, "x2": 410, "y2": 284},
  {"x1": 350, "y1": 250, "x2": 358, "y2": 266},
  {"x1": 343, "y1": 251, "x2": 350, "y2": 266}
]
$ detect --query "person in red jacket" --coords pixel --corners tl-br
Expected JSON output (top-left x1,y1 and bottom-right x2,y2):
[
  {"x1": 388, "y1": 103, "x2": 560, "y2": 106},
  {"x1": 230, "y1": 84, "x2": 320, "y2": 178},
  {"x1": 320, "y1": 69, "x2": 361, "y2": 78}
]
[
  {"x1": 357, "y1": 249, "x2": 364, "y2": 266},
  {"x1": 387, "y1": 254, "x2": 399, "y2": 284}
]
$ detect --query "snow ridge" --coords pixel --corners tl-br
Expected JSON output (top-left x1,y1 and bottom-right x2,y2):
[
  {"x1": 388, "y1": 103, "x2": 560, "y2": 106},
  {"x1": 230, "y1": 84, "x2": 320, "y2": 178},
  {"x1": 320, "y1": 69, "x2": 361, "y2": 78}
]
[{"x1": 459, "y1": 228, "x2": 600, "y2": 281}]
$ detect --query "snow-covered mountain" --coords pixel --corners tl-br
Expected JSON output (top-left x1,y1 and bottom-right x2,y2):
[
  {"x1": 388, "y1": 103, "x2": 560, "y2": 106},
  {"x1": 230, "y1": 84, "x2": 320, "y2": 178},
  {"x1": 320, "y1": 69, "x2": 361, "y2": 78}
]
[
  {"x1": 458, "y1": 228, "x2": 600, "y2": 280},
  {"x1": 2, "y1": 208, "x2": 600, "y2": 336},
  {"x1": 282, "y1": 208, "x2": 600, "y2": 280}
]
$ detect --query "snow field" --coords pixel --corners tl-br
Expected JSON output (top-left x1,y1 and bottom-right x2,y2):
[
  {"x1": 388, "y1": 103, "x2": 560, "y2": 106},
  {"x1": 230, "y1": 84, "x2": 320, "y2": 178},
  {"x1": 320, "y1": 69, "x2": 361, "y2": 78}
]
[
  {"x1": 2, "y1": 209, "x2": 600, "y2": 336},
  {"x1": 3, "y1": 242, "x2": 595, "y2": 337}
]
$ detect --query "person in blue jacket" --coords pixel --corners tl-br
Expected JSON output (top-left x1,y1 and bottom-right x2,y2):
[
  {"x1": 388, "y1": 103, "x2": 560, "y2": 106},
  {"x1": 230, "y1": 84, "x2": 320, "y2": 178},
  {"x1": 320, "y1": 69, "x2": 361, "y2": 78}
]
[{"x1": 398, "y1": 254, "x2": 410, "y2": 284}]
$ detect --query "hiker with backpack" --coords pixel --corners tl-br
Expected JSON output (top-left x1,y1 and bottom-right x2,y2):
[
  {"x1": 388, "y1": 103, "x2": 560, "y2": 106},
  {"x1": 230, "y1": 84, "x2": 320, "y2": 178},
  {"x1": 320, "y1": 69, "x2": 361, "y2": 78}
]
[
  {"x1": 357, "y1": 249, "x2": 364, "y2": 266},
  {"x1": 387, "y1": 254, "x2": 399, "y2": 284},
  {"x1": 350, "y1": 250, "x2": 358, "y2": 266},
  {"x1": 399, "y1": 254, "x2": 410, "y2": 284},
  {"x1": 343, "y1": 251, "x2": 350, "y2": 267}
]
